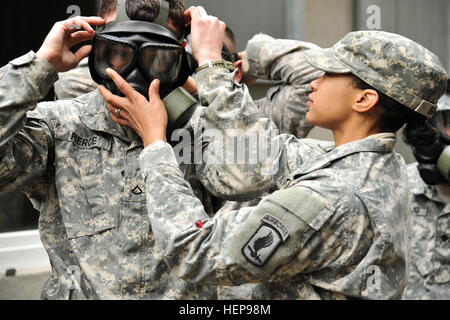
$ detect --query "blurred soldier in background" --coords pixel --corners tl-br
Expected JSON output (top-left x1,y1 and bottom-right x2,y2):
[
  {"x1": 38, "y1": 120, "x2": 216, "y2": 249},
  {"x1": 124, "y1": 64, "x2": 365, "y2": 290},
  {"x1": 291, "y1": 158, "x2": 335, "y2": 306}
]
[{"x1": 403, "y1": 80, "x2": 450, "y2": 299}]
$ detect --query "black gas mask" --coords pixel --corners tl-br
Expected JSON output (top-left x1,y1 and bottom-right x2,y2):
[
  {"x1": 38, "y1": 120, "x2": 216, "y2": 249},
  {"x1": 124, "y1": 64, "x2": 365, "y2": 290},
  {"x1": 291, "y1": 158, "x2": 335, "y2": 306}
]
[
  {"x1": 89, "y1": 0, "x2": 189, "y2": 100},
  {"x1": 89, "y1": 0, "x2": 199, "y2": 135},
  {"x1": 413, "y1": 89, "x2": 450, "y2": 185}
]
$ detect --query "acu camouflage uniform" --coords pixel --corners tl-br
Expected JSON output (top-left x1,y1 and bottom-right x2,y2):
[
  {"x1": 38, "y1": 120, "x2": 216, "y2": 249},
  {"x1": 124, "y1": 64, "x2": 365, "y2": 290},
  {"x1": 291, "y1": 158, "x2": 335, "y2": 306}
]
[
  {"x1": 403, "y1": 163, "x2": 450, "y2": 299},
  {"x1": 217, "y1": 33, "x2": 323, "y2": 299},
  {"x1": 139, "y1": 31, "x2": 447, "y2": 299},
  {"x1": 0, "y1": 51, "x2": 247, "y2": 299},
  {"x1": 53, "y1": 58, "x2": 98, "y2": 100}
]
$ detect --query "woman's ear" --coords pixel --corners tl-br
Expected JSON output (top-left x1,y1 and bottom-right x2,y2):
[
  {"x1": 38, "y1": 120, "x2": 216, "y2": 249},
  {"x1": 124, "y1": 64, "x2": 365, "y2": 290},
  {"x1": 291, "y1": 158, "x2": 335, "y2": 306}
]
[{"x1": 353, "y1": 89, "x2": 379, "y2": 113}]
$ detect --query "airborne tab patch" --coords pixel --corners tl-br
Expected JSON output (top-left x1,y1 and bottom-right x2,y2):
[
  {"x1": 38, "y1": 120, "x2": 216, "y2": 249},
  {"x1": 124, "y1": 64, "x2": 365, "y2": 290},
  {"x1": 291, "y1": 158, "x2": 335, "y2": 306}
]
[{"x1": 242, "y1": 214, "x2": 290, "y2": 267}]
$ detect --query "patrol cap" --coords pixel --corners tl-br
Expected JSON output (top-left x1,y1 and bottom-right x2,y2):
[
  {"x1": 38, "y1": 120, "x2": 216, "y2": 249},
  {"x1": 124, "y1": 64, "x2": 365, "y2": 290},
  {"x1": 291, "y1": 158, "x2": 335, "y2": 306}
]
[{"x1": 304, "y1": 31, "x2": 448, "y2": 118}]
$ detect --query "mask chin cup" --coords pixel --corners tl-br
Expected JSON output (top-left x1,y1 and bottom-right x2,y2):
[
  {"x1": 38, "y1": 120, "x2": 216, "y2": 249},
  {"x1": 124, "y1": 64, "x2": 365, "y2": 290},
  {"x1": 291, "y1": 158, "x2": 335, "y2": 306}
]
[
  {"x1": 437, "y1": 145, "x2": 450, "y2": 182},
  {"x1": 163, "y1": 87, "x2": 199, "y2": 141}
]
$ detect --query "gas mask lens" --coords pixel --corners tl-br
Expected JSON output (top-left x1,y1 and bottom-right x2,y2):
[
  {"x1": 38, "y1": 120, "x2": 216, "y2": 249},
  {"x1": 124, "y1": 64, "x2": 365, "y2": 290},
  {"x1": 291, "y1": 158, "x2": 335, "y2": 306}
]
[
  {"x1": 94, "y1": 35, "x2": 136, "y2": 77},
  {"x1": 140, "y1": 44, "x2": 184, "y2": 83},
  {"x1": 93, "y1": 35, "x2": 184, "y2": 84}
]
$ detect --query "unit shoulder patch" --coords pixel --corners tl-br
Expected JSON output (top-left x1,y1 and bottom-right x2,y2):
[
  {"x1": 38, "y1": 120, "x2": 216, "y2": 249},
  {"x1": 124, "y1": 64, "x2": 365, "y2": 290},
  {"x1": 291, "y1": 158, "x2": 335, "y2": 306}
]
[{"x1": 242, "y1": 214, "x2": 290, "y2": 267}]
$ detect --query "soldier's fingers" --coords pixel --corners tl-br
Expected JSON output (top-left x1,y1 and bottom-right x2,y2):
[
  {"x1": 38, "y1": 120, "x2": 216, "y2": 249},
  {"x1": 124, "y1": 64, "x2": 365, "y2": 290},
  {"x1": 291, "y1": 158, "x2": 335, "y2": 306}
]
[
  {"x1": 195, "y1": 6, "x2": 208, "y2": 17},
  {"x1": 73, "y1": 45, "x2": 92, "y2": 64},
  {"x1": 106, "y1": 102, "x2": 131, "y2": 121},
  {"x1": 64, "y1": 18, "x2": 93, "y2": 34},
  {"x1": 79, "y1": 16, "x2": 106, "y2": 26},
  {"x1": 110, "y1": 111, "x2": 131, "y2": 127},
  {"x1": 105, "y1": 68, "x2": 140, "y2": 101},
  {"x1": 183, "y1": 7, "x2": 193, "y2": 26},
  {"x1": 69, "y1": 30, "x2": 95, "y2": 45},
  {"x1": 188, "y1": 6, "x2": 208, "y2": 21},
  {"x1": 98, "y1": 85, "x2": 130, "y2": 110},
  {"x1": 148, "y1": 79, "x2": 161, "y2": 102},
  {"x1": 65, "y1": 16, "x2": 105, "y2": 32}
]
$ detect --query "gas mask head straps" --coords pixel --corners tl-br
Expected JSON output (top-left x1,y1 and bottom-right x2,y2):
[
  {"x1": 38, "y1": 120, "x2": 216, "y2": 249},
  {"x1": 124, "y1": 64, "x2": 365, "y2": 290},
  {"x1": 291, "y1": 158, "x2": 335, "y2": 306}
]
[{"x1": 114, "y1": 0, "x2": 170, "y2": 28}]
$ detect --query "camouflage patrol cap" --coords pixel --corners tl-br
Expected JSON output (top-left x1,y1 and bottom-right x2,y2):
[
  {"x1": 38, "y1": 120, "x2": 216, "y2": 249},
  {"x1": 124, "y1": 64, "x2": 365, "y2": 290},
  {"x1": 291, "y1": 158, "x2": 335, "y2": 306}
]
[{"x1": 304, "y1": 31, "x2": 448, "y2": 118}]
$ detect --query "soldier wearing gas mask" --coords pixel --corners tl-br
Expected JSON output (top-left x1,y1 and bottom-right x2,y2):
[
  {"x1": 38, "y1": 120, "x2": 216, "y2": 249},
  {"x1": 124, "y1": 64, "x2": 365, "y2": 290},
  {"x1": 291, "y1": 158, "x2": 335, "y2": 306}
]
[
  {"x1": 0, "y1": 0, "x2": 250, "y2": 300},
  {"x1": 90, "y1": 0, "x2": 204, "y2": 136},
  {"x1": 403, "y1": 80, "x2": 450, "y2": 299}
]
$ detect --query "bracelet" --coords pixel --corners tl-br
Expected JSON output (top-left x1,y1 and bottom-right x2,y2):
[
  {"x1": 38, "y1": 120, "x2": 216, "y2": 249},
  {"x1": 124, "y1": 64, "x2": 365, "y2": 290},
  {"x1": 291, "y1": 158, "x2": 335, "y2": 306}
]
[{"x1": 195, "y1": 59, "x2": 236, "y2": 73}]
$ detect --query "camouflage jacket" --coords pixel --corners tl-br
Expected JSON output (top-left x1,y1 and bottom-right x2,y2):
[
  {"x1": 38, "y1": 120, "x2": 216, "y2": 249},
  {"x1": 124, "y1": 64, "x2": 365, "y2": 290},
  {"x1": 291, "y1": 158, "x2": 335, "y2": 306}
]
[
  {"x1": 53, "y1": 58, "x2": 98, "y2": 100},
  {"x1": 403, "y1": 163, "x2": 450, "y2": 300},
  {"x1": 0, "y1": 51, "x2": 243, "y2": 300},
  {"x1": 141, "y1": 64, "x2": 410, "y2": 298},
  {"x1": 217, "y1": 34, "x2": 323, "y2": 299}
]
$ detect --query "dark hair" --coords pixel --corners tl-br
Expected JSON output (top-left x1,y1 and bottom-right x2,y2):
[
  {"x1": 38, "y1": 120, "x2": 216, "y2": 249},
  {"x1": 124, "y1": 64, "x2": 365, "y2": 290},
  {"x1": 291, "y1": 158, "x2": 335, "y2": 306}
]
[
  {"x1": 225, "y1": 27, "x2": 236, "y2": 48},
  {"x1": 99, "y1": 0, "x2": 117, "y2": 18},
  {"x1": 351, "y1": 75, "x2": 439, "y2": 149},
  {"x1": 126, "y1": 0, "x2": 186, "y2": 37}
]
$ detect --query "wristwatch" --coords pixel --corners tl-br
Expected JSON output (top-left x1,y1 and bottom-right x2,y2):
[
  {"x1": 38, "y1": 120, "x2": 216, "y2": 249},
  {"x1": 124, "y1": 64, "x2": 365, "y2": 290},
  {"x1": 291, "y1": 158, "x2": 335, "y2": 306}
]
[{"x1": 196, "y1": 59, "x2": 236, "y2": 73}]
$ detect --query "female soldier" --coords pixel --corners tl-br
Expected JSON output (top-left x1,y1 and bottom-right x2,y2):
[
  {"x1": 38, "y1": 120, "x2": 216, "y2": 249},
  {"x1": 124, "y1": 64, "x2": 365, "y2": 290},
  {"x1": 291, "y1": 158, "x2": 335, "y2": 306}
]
[{"x1": 99, "y1": 7, "x2": 447, "y2": 299}]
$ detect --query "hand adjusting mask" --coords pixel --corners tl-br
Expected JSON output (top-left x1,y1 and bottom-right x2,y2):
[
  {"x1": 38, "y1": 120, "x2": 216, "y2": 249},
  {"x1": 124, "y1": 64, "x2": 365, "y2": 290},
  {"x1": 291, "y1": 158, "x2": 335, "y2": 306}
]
[
  {"x1": 413, "y1": 86, "x2": 450, "y2": 185},
  {"x1": 89, "y1": 0, "x2": 190, "y2": 100},
  {"x1": 89, "y1": 0, "x2": 198, "y2": 136}
]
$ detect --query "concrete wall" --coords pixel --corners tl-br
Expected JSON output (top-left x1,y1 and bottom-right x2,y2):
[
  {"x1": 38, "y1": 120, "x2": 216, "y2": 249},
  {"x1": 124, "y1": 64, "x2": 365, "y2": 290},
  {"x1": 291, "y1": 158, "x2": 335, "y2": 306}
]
[
  {"x1": 304, "y1": 0, "x2": 354, "y2": 48},
  {"x1": 354, "y1": 0, "x2": 449, "y2": 73},
  {"x1": 184, "y1": 0, "x2": 287, "y2": 52},
  {"x1": 184, "y1": 0, "x2": 355, "y2": 50}
]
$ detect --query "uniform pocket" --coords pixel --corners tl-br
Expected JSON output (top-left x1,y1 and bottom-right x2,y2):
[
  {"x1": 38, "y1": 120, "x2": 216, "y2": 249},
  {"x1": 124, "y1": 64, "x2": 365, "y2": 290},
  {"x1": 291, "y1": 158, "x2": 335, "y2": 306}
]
[{"x1": 53, "y1": 131, "x2": 115, "y2": 239}]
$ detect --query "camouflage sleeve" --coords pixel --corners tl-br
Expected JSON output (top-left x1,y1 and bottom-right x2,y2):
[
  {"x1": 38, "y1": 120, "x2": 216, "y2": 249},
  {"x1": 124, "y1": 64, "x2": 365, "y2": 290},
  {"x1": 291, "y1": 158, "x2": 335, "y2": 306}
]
[
  {"x1": 140, "y1": 142, "x2": 337, "y2": 286},
  {"x1": 0, "y1": 51, "x2": 58, "y2": 195},
  {"x1": 244, "y1": 34, "x2": 324, "y2": 138},
  {"x1": 189, "y1": 67, "x2": 326, "y2": 201},
  {"x1": 191, "y1": 66, "x2": 280, "y2": 200},
  {"x1": 54, "y1": 58, "x2": 98, "y2": 100}
]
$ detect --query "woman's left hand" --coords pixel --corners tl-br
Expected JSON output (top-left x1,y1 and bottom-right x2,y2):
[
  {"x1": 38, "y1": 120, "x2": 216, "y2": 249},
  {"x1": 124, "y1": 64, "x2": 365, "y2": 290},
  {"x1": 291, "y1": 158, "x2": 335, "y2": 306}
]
[{"x1": 98, "y1": 68, "x2": 168, "y2": 147}]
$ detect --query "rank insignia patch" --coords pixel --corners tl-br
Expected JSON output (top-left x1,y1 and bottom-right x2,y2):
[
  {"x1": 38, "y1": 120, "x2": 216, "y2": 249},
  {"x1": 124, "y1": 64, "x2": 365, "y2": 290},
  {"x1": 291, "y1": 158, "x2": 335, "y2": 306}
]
[{"x1": 242, "y1": 214, "x2": 290, "y2": 267}]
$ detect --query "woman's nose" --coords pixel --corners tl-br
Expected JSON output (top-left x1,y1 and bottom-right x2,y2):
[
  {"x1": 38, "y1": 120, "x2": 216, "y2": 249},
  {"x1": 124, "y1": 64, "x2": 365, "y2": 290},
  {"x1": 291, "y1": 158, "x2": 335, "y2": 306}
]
[{"x1": 310, "y1": 78, "x2": 319, "y2": 91}]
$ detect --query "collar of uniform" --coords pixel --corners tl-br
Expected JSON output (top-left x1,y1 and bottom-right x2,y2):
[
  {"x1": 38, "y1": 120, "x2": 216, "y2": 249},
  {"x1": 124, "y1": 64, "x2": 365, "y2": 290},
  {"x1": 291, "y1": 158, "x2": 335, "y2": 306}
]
[
  {"x1": 290, "y1": 134, "x2": 396, "y2": 179},
  {"x1": 77, "y1": 90, "x2": 142, "y2": 145}
]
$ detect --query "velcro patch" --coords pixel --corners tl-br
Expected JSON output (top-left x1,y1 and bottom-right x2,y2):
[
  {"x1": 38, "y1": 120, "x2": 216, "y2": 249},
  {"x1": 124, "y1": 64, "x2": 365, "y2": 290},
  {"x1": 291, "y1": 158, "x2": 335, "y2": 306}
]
[
  {"x1": 242, "y1": 215, "x2": 290, "y2": 267},
  {"x1": 72, "y1": 133, "x2": 103, "y2": 149}
]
